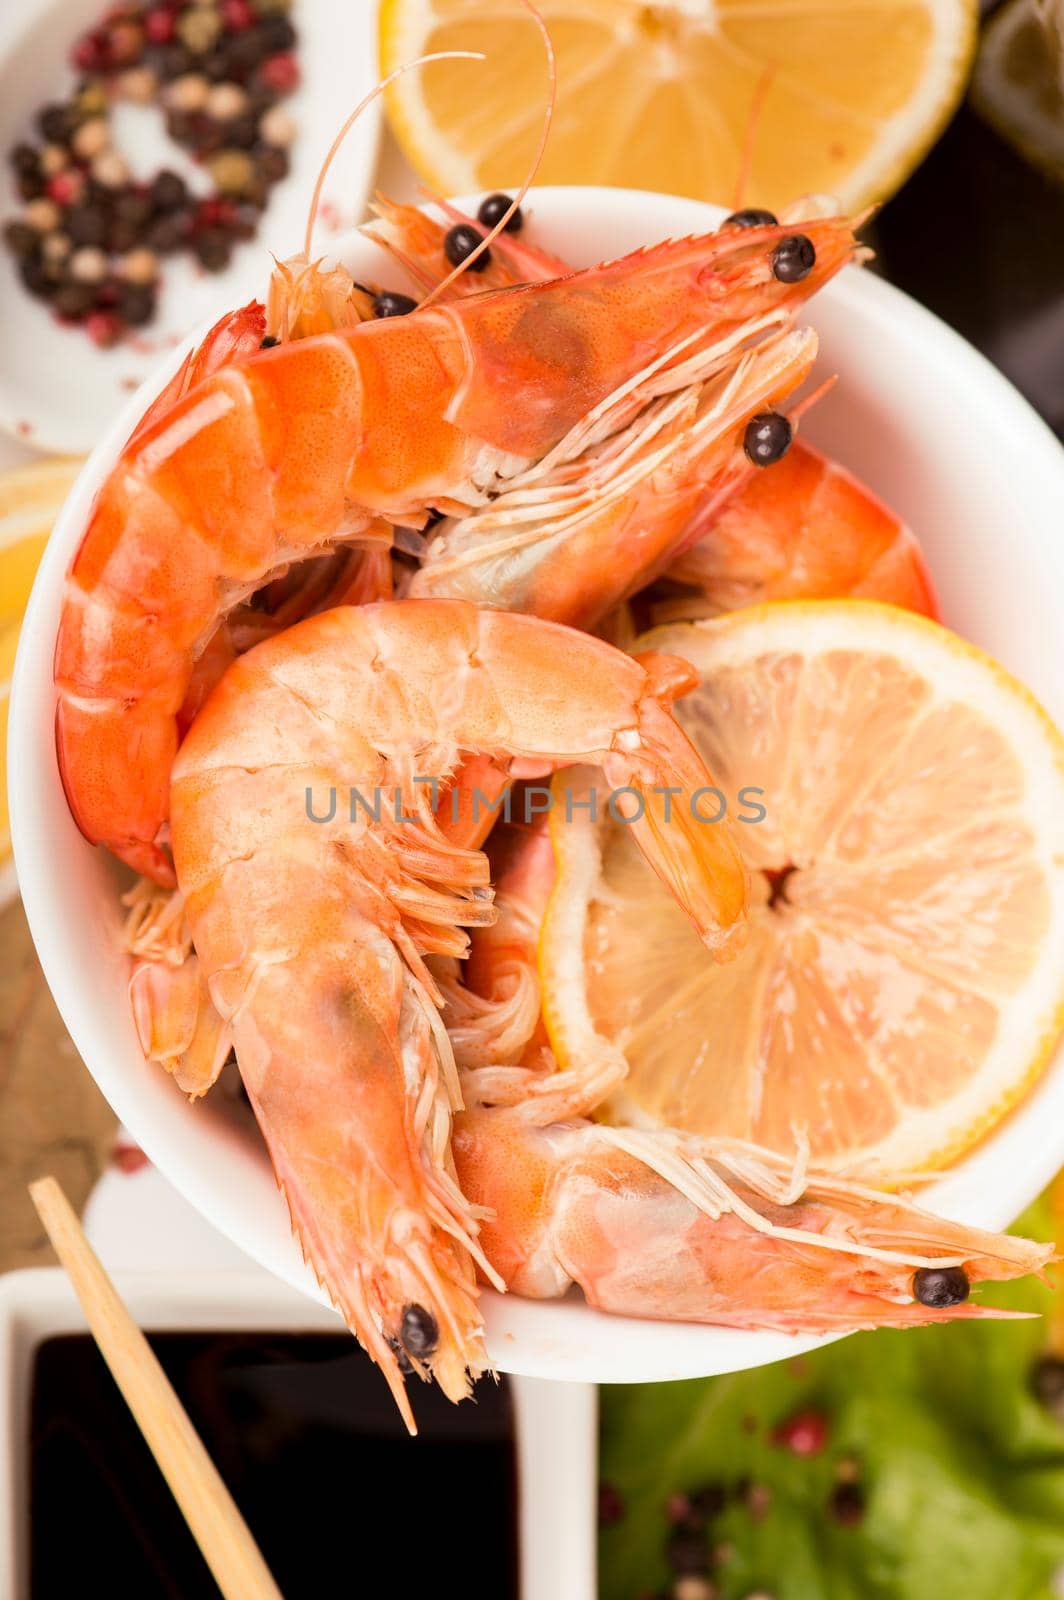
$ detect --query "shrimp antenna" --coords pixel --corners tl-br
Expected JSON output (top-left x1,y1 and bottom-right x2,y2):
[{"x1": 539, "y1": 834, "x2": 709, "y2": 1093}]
[
  {"x1": 419, "y1": 0, "x2": 557, "y2": 309},
  {"x1": 730, "y1": 64, "x2": 775, "y2": 213},
  {"x1": 303, "y1": 51, "x2": 487, "y2": 261}
]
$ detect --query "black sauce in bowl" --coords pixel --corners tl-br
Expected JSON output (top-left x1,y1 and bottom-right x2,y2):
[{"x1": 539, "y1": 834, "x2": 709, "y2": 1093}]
[{"x1": 30, "y1": 1332, "x2": 517, "y2": 1597}]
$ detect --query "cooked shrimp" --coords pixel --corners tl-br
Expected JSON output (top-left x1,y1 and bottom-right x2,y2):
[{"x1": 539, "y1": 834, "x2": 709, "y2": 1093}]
[
  {"x1": 659, "y1": 438, "x2": 940, "y2": 619},
  {"x1": 447, "y1": 810, "x2": 1051, "y2": 1332},
  {"x1": 408, "y1": 326, "x2": 819, "y2": 627},
  {"x1": 383, "y1": 201, "x2": 937, "y2": 624},
  {"x1": 54, "y1": 212, "x2": 855, "y2": 884},
  {"x1": 167, "y1": 599, "x2": 749, "y2": 1428},
  {"x1": 453, "y1": 1104, "x2": 1050, "y2": 1331}
]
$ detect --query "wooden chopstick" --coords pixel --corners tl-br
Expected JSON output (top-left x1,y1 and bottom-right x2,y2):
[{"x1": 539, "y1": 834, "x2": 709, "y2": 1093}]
[{"x1": 29, "y1": 1176, "x2": 283, "y2": 1600}]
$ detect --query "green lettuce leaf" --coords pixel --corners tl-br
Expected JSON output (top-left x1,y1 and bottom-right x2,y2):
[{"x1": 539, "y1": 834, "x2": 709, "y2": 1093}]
[{"x1": 599, "y1": 1191, "x2": 1064, "y2": 1600}]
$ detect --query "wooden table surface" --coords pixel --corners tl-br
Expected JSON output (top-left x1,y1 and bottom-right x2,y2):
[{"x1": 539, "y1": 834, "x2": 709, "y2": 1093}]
[{"x1": 0, "y1": 895, "x2": 116, "y2": 1273}]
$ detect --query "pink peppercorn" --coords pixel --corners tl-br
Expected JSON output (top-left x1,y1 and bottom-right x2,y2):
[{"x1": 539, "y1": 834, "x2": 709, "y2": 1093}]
[
  {"x1": 772, "y1": 1408, "x2": 830, "y2": 1456},
  {"x1": 222, "y1": 0, "x2": 256, "y2": 30},
  {"x1": 86, "y1": 309, "x2": 122, "y2": 347},
  {"x1": 258, "y1": 51, "x2": 300, "y2": 93},
  {"x1": 144, "y1": 7, "x2": 177, "y2": 44}
]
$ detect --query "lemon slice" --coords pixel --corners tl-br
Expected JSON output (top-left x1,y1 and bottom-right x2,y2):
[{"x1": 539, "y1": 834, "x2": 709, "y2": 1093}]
[
  {"x1": 381, "y1": 0, "x2": 977, "y2": 213},
  {"x1": 0, "y1": 456, "x2": 82, "y2": 892},
  {"x1": 971, "y1": 0, "x2": 1064, "y2": 183},
  {"x1": 540, "y1": 600, "x2": 1064, "y2": 1173}
]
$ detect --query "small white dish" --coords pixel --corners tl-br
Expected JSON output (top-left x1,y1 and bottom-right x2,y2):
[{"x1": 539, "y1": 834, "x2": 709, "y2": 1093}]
[
  {"x1": 9, "y1": 187, "x2": 1064, "y2": 1391},
  {"x1": 0, "y1": 1266, "x2": 596, "y2": 1600},
  {"x1": 0, "y1": 0, "x2": 380, "y2": 454}
]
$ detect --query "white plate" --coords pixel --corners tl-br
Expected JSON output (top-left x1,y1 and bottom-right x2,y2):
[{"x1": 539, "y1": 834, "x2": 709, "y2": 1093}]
[
  {"x1": 9, "y1": 186, "x2": 1064, "y2": 1386},
  {"x1": 0, "y1": 0, "x2": 380, "y2": 454}
]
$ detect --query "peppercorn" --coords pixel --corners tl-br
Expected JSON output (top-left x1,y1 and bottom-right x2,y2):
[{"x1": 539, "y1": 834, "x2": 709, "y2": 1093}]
[
  {"x1": 260, "y1": 15, "x2": 296, "y2": 51},
  {"x1": 206, "y1": 81, "x2": 249, "y2": 120},
  {"x1": 118, "y1": 283, "x2": 155, "y2": 325},
  {"x1": 3, "y1": 221, "x2": 39, "y2": 258},
  {"x1": 165, "y1": 71, "x2": 210, "y2": 112},
  {"x1": 39, "y1": 144, "x2": 69, "y2": 177},
  {"x1": 227, "y1": 111, "x2": 261, "y2": 149},
  {"x1": 597, "y1": 1483, "x2": 625, "y2": 1527},
  {"x1": 253, "y1": 143, "x2": 289, "y2": 182},
  {"x1": 118, "y1": 247, "x2": 159, "y2": 284},
  {"x1": 17, "y1": 171, "x2": 46, "y2": 201},
  {"x1": 148, "y1": 211, "x2": 187, "y2": 252},
  {"x1": 38, "y1": 103, "x2": 75, "y2": 145},
  {"x1": 70, "y1": 246, "x2": 109, "y2": 284},
  {"x1": 260, "y1": 105, "x2": 296, "y2": 146},
  {"x1": 117, "y1": 189, "x2": 155, "y2": 228},
  {"x1": 19, "y1": 256, "x2": 52, "y2": 296},
  {"x1": 258, "y1": 51, "x2": 299, "y2": 93},
  {"x1": 666, "y1": 1529, "x2": 708, "y2": 1576},
  {"x1": 24, "y1": 198, "x2": 62, "y2": 233},
  {"x1": 85, "y1": 309, "x2": 123, "y2": 347},
  {"x1": 41, "y1": 232, "x2": 72, "y2": 266},
  {"x1": 1031, "y1": 1354, "x2": 1064, "y2": 1416},
  {"x1": 118, "y1": 65, "x2": 158, "y2": 103},
  {"x1": 151, "y1": 169, "x2": 188, "y2": 212},
  {"x1": 72, "y1": 117, "x2": 110, "y2": 161},
  {"x1": 178, "y1": 6, "x2": 223, "y2": 55},
  {"x1": 53, "y1": 280, "x2": 96, "y2": 319},
  {"x1": 10, "y1": 144, "x2": 40, "y2": 178},
  {"x1": 91, "y1": 150, "x2": 130, "y2": 188},
  {"x1": 66, "y1": 205, "x2": 109, "y2": 248},
  {"x1": 829, "y1": 1481, "x2": 866, "y2": 1528},
  {"x1": 209, "y1": 147, "x2": 255, "y2": 193},
  {"x1": 194, "y1": 228, "x2": 232, "y2": 270}
]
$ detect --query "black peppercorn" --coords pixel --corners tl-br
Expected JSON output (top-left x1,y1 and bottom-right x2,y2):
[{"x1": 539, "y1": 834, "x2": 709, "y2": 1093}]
[
  {"x1": 261, "y1": 15, "x2": 296, "y2": 51},
  {"x1": 254, "y1": 143, "x2": 289, "y2": 182},
  {"x1": 17, "y1": 171, "x2": 46, "y2": 202},
  {"x1": 19, "y1": 255, "x2": 52, "y2": 296},
  {"x1": 228, "y1": 111, "x2": 261, "y2": 150},
  {"x1": 38, "y1": 103, "x2": 74, "y2": 145},
  {"x1": 63, "y1": 205, "x2": 107, "y2": 248},
  {"x1": 148, "y1": 211, "x2": 188, "y2": 253},
  {"x1": 3, "y1": 221, "x2": 39, "y2": 259},
  {"x1": 195, "y1": 228, "x2": 232, "y2": 271},
  {"x1": 151, "y1": 170, "x2": 188, "y2": 212},
  {"x1": 53, "y1": 280, "x2": 96, "y2": 318},
  {"x1": 10, "y1": 143, "x2": 41, "y2": 178},
  {"x1": 118, "y1": 283, "x2": 155, "y2": 326}
]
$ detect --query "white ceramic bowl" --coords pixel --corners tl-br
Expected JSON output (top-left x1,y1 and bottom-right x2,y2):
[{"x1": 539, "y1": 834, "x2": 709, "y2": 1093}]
[{"x1": 10, "y1": 188, "x2": 1064, "y2": 1385}]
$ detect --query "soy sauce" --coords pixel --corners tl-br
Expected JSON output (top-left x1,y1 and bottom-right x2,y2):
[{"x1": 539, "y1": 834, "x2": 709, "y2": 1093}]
[{"x1": 30, "y1": 1333, "x2": 518, "y2": 1597}]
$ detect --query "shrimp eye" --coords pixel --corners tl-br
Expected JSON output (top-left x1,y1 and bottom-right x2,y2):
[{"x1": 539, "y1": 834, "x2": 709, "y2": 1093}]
[
  {"x1": 722, "y1": 207, "x2": 778, "y2": 230},
  {"x1": 478, "y1": 192, "x2": 523, "y2": 233},
  {"x1": 386, "y1": 1335, "x2": 415, "y2": 1376},
  {"x1": 400, "y1": 1302, "x2": 439, "y2": 1357},
  {"x1": 912, "y1": 1266, "x2": 970, "y2": 1308},
  {"x1": 259, "y1": 335, "x2": 279, "y2": 348},
  {"x1": 444, "y1": 223, "x2": 491, "y2": 271},
  {"x1": 772, "y1": 233, "x2": 816, "y2": 283},
  {"x1": 373, "y1": 291, "x2": 418, "y2": 319},
  {"x1": 743, "y1": 412, "x2": 792, "y2": 467}
]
